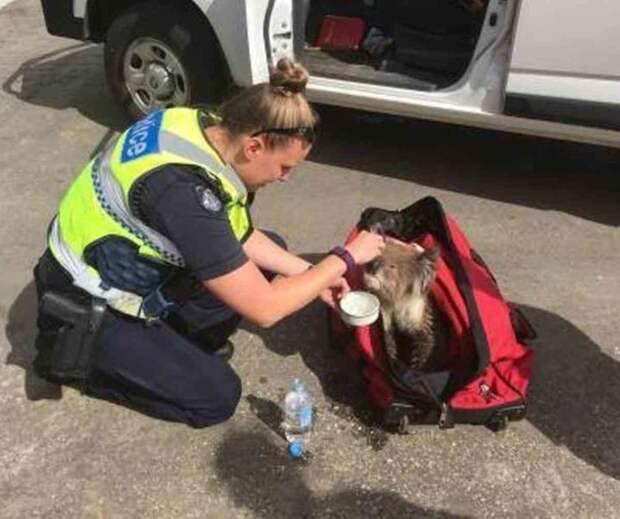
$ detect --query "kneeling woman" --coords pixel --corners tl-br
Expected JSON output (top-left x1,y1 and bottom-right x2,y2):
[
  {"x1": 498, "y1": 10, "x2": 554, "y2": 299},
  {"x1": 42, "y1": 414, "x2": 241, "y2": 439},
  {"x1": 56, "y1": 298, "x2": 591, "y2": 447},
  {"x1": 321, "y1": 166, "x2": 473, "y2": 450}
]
[{"x1": 33, "y1": 59, "x2": 385, "y2": 427}]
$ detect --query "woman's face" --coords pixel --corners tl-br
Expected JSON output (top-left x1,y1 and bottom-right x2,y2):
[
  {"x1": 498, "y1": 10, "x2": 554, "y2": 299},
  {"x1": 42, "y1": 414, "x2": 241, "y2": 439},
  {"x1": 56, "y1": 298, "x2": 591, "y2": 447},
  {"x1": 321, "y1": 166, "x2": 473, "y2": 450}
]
[{"x1": 238, "y1": 136, "x2": 311, "y2": 191}]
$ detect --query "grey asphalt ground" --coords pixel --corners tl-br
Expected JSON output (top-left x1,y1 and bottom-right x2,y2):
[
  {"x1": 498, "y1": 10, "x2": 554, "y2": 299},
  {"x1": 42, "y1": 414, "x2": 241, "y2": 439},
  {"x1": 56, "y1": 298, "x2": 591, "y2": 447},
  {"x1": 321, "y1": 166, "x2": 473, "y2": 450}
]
[{"x1": 2, "y1": 1, "x2": 620, "y2": 517}]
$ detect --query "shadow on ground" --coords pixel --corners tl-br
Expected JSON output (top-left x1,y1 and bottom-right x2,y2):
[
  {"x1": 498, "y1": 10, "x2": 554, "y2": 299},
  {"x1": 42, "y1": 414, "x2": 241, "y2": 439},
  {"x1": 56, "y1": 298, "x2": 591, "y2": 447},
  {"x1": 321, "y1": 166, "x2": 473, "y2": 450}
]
[
  {"x1": 248, "y1": 290, "x2": 620, "y2": 480},
  {"x1": 310, "y1": 107, "x2": 620, "y2": 227},
  {"x1": 518, "y1": 303, "x2": 620, "y2": 480},
  {"x1": 213, "y1": 429, "x2": 464, "y2": 518},
  {"x1": 4, "y1": 281, "x2": 62, "y2": 400},
  {"x1": 3, "y1": 43, "x2": 128, "y2": 132}
]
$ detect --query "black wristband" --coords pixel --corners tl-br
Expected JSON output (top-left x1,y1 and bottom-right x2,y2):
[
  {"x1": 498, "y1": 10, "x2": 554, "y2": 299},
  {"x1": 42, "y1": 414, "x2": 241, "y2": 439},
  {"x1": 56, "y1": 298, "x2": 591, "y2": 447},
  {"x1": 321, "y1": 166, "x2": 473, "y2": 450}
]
[{"x1": 329, "y1": 246, "x2": 356, "y2": 275}]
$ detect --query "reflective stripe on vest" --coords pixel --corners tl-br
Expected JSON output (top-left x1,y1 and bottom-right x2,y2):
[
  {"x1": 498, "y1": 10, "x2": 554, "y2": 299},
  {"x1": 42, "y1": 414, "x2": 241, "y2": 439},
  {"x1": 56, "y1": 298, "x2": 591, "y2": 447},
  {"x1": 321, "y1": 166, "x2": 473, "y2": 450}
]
[
  {"x1": 48, "y1": 216, "x2": 146, "y2": 317},
  {"x1": 93, "y1": 143, "x2": 185, "y2": 266}
]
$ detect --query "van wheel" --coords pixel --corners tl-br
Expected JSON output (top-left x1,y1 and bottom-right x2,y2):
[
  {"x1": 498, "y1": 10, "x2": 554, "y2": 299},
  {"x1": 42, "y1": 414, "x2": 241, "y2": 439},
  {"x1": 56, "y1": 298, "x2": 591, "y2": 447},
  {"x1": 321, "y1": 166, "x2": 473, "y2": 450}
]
[{"x1": 104, "y1": 2, "x2": 227, "y2": 120}]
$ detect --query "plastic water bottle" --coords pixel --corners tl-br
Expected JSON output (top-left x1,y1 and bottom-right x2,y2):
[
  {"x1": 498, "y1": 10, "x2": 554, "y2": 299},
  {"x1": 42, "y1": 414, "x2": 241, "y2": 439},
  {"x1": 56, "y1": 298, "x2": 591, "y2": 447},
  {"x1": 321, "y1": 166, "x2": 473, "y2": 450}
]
[{"x1": 282, "y1": 378, "x2": 313, "y2": 458}]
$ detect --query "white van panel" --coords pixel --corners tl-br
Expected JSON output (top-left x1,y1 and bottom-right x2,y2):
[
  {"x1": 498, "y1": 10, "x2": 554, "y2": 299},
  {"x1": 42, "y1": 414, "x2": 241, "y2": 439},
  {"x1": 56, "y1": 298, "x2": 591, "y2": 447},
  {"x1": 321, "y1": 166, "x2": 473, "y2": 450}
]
[
  {"x1": 508, "y1": 0, "x2": 620, "y2": 101},
  {"x1": 205, "y1": 0, "x2": 293, "y2": 86},
  {"x1": 203, "y1": 0, "x2": 288, "y2": 87},
  {"x1": 200, "y1": 0, "x2": 256, "y2": 87},
  {"x1": 507, "y1": 73, "x2": 620, "y2": 105}
]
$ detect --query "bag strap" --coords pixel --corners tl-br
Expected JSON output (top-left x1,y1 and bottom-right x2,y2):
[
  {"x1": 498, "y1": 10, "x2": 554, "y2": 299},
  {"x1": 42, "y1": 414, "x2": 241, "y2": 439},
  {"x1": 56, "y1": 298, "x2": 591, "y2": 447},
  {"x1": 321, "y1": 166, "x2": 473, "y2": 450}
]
[
  {"x1": 508, "y1": 304, "x2": 538, "y2": 342},
  {"x1": 401, "y1": 197, "x2": 491, "y2": 377}
]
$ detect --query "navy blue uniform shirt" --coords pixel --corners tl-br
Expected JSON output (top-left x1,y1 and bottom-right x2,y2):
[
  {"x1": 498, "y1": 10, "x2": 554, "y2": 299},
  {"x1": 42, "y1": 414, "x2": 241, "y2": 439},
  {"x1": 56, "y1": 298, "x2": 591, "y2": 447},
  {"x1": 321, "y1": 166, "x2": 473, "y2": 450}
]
[{"x1": 134, "y1": 164, "x2": 250, "y2": 281}]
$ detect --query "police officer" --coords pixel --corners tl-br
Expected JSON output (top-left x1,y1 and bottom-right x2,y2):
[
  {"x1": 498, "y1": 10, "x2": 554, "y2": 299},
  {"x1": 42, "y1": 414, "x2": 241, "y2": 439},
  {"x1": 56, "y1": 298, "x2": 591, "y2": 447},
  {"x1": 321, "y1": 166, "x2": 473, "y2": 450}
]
[{"x1": 33, "y1": 59, "x2": 385, "y2": 427}]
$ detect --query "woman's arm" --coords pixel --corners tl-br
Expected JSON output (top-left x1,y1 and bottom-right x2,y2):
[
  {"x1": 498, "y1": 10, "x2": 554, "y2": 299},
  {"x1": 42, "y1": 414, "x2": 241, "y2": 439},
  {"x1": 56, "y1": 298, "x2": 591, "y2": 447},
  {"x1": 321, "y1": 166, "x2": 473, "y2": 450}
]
[
  {"x1": 204, "y1": 254, "x2": 345, "y2": 328},
  {"x1": 205, "y1": 230, "x2": 384, "y2": 328},
  {"x1": 243, "y1": 229, "x2": 310, "y2": 275}
]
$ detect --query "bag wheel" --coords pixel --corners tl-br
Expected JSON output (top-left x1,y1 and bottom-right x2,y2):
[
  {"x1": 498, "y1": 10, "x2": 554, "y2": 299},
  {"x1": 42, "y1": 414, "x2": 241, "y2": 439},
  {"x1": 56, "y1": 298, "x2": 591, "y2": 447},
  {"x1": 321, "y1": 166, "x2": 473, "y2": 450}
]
[
  {"x1": 487, "y1": 414, "x2": 509, "y2": 432},
  {"x1": 397, "y1": 414, "x2": 410, "y2": 435}
]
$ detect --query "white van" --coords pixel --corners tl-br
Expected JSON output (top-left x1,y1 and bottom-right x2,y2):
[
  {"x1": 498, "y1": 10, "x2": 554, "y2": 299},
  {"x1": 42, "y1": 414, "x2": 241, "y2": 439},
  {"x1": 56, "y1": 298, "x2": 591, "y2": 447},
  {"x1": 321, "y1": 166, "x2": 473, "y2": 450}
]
[{"x1": 40, "y1": 0, "x2": 620, "y2": 148}]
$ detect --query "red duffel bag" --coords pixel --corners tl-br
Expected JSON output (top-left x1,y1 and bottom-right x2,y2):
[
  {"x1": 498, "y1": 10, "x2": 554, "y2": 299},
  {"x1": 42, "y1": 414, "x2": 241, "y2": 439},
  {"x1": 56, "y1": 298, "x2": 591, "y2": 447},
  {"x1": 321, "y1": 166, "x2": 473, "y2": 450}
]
[{"x1": 329, "y1": 197, "x2": 536, "y2": 432}]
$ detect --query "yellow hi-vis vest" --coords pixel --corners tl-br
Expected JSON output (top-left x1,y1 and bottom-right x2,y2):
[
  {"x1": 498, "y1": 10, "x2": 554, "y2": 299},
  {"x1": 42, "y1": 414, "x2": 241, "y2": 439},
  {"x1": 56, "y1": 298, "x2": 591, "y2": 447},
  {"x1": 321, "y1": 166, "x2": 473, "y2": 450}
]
[{"x1": 48, "y1": 108, "x2": 252, "y2": 318}]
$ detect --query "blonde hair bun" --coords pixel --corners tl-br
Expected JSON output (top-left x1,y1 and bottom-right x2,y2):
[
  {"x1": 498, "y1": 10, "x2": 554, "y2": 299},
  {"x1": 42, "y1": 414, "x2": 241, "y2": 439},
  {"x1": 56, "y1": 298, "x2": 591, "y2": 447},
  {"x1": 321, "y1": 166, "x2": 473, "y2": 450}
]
[{"x1": 270, "y1": 58, "x2": 309, "y2": 95}]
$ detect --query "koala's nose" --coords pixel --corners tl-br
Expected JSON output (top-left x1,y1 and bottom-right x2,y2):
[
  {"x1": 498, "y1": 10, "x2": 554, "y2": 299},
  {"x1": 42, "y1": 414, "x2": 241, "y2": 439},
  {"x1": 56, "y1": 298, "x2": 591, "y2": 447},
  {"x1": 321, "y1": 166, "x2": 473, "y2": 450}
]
[{"x1": 366, "y1": 260, "x2": 379, "y2": 275}]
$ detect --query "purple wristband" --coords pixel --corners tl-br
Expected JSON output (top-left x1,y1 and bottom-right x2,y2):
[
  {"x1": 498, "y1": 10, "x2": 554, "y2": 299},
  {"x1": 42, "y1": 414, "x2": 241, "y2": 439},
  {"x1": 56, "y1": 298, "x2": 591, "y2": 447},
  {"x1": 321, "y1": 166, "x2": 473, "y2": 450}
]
[{"x1": 329, "y1": 246, "x2": 356, "y2": 274}]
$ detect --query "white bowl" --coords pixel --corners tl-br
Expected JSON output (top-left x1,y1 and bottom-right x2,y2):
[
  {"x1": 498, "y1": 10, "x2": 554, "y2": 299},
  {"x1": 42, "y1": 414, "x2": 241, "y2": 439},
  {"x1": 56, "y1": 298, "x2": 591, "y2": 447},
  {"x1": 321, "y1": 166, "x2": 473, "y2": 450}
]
[{"x1": 338, "y1": 291, "x2": 380, "y2": 327}]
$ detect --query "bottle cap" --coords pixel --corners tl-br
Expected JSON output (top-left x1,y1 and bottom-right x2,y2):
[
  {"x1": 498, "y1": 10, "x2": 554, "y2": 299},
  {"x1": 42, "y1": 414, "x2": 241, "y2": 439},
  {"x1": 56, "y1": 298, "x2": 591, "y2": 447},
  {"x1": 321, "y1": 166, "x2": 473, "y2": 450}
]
[{"x1": 288, "y1": 441, "x2": 304, "y2": 458}]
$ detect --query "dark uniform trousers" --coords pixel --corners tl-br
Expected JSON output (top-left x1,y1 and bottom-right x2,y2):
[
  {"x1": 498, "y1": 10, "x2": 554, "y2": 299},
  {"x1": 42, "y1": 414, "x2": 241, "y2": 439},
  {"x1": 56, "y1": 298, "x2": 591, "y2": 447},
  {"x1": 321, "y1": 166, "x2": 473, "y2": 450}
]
[{"x1": 34, "y1": 231, "x2": 286, "y2": 428}]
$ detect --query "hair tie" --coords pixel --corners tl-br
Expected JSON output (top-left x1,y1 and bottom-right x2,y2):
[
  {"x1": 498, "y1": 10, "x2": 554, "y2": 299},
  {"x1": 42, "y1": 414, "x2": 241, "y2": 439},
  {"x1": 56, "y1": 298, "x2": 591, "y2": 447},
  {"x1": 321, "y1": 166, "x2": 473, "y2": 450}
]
[{"x1": 275, "y1": 85, "x2": 293, "y2": 97}]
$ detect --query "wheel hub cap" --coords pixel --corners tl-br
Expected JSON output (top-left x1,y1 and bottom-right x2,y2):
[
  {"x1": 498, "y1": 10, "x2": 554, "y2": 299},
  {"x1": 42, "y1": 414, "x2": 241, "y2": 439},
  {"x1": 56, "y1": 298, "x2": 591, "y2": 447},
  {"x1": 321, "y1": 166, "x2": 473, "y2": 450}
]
[
  {"x1": 123, "y1": 37, "x2": 190, "y2": 115},
  {"x1": 145, "y1": 62, "x2": 175, "y2": 99}
]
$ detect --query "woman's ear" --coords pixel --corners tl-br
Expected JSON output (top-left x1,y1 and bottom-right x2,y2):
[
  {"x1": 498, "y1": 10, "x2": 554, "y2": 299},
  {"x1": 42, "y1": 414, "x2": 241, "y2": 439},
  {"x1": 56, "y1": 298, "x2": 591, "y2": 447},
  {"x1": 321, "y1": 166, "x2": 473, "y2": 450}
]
[{"x1": 243, "y1": 135, "x2": 266, "y2": 161}]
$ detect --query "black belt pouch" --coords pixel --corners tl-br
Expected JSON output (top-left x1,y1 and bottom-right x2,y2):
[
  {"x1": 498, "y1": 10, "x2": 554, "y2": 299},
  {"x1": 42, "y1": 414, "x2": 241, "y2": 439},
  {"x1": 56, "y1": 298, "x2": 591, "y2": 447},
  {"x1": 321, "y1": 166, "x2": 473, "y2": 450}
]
[{"x1": 39, "y1": 292, "x2": 107, "y2": 387}]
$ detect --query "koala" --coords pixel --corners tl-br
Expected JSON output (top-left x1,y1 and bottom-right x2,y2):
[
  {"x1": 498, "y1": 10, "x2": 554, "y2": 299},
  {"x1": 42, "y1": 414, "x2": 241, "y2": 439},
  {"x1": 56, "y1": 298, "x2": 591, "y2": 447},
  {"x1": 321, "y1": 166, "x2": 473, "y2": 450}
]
[{"x1": 363, "y1": 239, "x2": 448, "y2": 372}]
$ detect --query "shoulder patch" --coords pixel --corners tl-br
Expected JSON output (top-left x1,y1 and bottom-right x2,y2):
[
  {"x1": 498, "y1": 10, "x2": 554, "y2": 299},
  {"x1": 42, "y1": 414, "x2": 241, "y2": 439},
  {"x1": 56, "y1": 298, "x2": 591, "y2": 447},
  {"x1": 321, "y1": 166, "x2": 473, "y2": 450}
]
[{"x1": 195, "y1": 186, "x2": 223, "y2": 212}]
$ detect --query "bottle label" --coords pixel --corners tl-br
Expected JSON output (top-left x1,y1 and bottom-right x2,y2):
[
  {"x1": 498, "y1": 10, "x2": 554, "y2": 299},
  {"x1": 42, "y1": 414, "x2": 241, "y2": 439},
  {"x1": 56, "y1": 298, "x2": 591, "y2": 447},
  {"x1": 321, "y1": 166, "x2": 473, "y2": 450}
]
[{"x1": 299, "y1": 406, "x2": 313, "y2": 429}]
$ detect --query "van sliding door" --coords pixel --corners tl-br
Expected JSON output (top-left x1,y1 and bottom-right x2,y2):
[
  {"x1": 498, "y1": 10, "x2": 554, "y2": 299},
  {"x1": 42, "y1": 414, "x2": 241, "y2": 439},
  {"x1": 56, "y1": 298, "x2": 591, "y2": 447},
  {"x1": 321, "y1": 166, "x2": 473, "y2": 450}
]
[{"x1": 506, "y1": 0, "x2": 620, "y2": 131}]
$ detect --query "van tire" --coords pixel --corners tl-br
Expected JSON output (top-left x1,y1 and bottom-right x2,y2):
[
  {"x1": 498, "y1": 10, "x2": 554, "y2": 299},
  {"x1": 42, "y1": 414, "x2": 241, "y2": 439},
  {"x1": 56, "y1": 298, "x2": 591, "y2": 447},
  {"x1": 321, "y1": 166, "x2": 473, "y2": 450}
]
[{"x1": 104, "y1": 2, "x2": 227, "y2": 120}]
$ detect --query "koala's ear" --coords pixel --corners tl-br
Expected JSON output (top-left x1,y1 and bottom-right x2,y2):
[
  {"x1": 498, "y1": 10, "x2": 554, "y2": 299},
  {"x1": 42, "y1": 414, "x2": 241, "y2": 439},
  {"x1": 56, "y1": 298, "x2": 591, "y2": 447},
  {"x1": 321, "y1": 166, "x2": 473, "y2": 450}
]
[{"x1": 419, "y1": 246, "x2": 440, "y2": 293}]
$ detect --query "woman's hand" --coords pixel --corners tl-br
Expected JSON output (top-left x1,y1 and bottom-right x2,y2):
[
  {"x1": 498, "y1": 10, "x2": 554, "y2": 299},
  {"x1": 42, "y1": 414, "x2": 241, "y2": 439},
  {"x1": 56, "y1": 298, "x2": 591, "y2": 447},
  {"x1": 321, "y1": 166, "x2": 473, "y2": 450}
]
[
  {"x1": 344, "y1": 230, "x2": 385, "y2": 265},
  {"x1": 319, "y1": 276, "x2": 350, "y2": 309}
]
